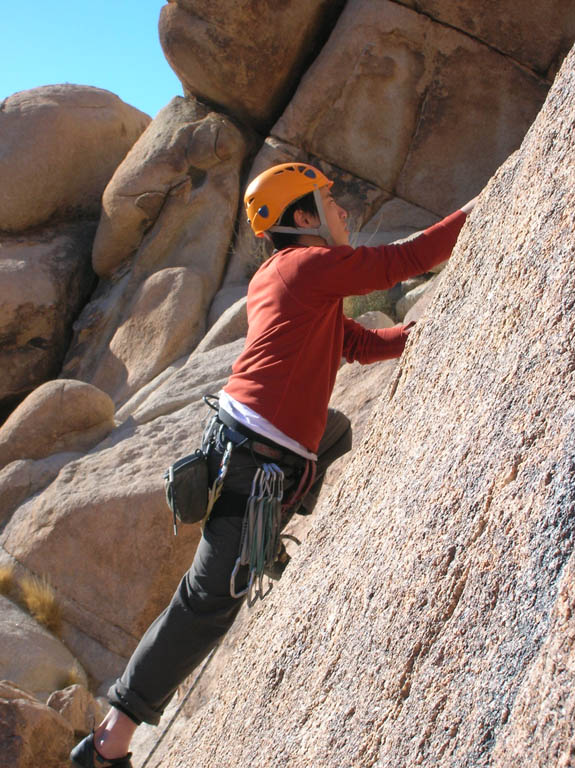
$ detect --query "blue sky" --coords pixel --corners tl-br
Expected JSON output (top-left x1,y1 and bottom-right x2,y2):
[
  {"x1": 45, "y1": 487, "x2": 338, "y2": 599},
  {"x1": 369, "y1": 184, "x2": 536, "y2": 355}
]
[{"x1": 1, "y1": 1, "x2": 183, "y2": 117}]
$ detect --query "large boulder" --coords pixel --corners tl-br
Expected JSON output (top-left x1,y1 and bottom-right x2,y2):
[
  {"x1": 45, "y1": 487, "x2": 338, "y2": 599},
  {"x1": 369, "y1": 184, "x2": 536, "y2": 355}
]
[
  {"x1": 88, "y1": 267, "x2": 206, "y2": 399},
  {"x1": 158, "y1": 0, "x2": 346, "y2": 130},
  {"x1": 0, "y1": 411, "x2": 204, "y2": 678},
  {"x1": 141, "y1": 42, "x2": 575, "y2": 768},
  {"x1": 91, "y1": 97, "x2": 248, "y2": 278},
  {"x1": 0, "y1": 380, "x2": 115, "y2": 470},
  {"x1": 0, "y1": 595, "x2": 87, "y2": 699},
  {"x1": 0, "y1": 85, "x2": 150, "y2": 233},
  {"x1": 272, "y1": 0, "x2": 549, "y2": 215},
  {"x1": 0, "y1": 681, "x2": 74, "y2": 768},
  {"x1": 62, "y1": 97, "x2": 251, "y2": 407},
  {"x1": 0, "y1": 223, "x2": 95, "y2": 412}
]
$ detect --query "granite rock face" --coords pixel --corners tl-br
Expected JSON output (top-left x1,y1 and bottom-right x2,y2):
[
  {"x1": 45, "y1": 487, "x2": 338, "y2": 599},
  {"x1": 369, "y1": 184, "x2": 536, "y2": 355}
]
[{"x1": 145, "y1": 43, "x2": 575, "y2": 768}]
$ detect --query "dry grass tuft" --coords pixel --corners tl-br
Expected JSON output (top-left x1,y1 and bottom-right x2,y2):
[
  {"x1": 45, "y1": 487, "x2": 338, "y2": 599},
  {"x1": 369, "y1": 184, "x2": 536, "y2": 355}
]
[
  {"x1": 0, "y1": 565, "x2": 17, "y2": 599},
  {"x1": 57, "y1": 663, "x2": 85, "y2": 690},
  {"x1": 19, "y1": 574, "x2": 62, "y2": 636},
  {"x1": 0, "y1": 568, "x2": 65, "y2": 639}
]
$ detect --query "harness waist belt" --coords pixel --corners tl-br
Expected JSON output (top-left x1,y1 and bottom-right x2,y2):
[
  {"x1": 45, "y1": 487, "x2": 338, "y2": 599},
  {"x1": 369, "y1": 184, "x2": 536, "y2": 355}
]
[{"x1": 218, "y1": 407, "x2": 304, "y2": 464}]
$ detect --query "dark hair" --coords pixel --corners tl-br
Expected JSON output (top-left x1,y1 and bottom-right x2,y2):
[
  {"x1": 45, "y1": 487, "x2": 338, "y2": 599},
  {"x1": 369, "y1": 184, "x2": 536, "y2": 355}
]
[{"x1": 268, "y1": 191, "x2": 318, "y2": 251}]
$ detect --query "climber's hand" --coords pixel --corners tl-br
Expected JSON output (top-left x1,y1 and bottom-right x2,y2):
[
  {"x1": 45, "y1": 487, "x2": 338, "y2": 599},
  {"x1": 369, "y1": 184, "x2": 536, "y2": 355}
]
[{"x1": 404, "y1": 321, "x2": 416, "y2": 335}]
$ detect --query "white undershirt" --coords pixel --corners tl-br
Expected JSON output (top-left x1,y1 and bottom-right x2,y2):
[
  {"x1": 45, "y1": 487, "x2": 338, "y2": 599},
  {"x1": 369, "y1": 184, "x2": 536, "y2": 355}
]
[{"x1": 219, "y1": 390, "x2": 317, "y2": 461}]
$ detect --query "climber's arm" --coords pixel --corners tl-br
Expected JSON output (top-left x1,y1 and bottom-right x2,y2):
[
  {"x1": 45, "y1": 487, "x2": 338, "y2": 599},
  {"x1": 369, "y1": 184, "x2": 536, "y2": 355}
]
[{"x1": 342, "y1": 317, "x2": 416, "y2": 364}]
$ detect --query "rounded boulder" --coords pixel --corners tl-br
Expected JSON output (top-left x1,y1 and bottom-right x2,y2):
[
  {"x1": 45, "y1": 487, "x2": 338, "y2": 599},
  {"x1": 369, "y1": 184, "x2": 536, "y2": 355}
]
[
  {"x1": 0, "y1": 380, "x2": 115, "y2": 469},
  {"x1": 0, "y1": 84, "x2": 150, "y2": 232}
]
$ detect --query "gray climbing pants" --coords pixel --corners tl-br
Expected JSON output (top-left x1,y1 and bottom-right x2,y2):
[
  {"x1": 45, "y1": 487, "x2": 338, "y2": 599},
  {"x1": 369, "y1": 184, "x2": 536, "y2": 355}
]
[{"x1": 108, "y1": 409, "x2": 352, "y2": 725}]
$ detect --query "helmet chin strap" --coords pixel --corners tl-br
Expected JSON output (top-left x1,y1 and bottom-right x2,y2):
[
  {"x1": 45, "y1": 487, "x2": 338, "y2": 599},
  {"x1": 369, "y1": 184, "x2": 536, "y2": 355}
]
[{"x1": 269, "y1": 189, "x2": 334, "y2": 245}]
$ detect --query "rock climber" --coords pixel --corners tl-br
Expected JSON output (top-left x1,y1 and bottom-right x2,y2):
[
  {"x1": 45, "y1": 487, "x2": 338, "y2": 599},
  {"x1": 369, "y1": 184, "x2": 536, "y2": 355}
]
[{"x1": 70, "y1": 162, "x2": 477, "y2": 767}]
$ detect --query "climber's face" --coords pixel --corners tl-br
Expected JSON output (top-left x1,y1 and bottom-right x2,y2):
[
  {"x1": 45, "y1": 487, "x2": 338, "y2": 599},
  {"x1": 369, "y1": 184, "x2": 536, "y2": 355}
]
[
  {"x1": 319, "y1": 186, "x2": 350, "y2": 247},
  {"x1": 293, "y1": 185, "x2": 350, "y2": 247}
]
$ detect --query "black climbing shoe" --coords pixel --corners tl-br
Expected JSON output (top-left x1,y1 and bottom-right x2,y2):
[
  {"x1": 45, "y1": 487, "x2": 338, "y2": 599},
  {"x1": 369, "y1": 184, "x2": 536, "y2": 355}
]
[{"x1": 70, "y1": 732, "x2": 133, "y2": 768}]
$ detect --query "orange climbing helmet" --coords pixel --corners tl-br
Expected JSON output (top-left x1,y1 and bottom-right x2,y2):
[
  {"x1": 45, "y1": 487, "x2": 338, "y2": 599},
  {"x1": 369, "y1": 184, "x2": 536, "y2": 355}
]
[{"x1": 244, "y1": 162, "x2": 333, "y2": 238}]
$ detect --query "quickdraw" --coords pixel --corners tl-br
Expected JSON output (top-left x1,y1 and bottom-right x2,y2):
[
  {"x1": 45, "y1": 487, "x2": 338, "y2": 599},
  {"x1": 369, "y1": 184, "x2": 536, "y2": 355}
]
[{"x1": 230, "y1": 463, "x2": 285, "y2": 604}]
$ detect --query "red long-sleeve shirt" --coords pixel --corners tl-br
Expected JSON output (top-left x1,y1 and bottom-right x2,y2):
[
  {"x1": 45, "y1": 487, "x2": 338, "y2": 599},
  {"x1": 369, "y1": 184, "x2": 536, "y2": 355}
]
[{"x1": 224, "y1": 209, "x2": 467, "y2": 452}]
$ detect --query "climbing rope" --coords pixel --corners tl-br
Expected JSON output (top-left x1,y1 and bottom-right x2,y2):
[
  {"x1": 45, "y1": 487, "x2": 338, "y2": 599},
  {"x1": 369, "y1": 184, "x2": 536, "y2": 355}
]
[
  {"x1": 140, "y1": 645, "x2": 218, "y2": 768},
  {"x1": 282, "y1": 458, "x2": 316, "y2": 513}
]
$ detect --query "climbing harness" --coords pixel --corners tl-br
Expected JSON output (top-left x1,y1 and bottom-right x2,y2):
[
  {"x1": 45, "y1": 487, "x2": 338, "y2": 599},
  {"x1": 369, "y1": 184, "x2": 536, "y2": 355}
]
[
  {"x1": 230, "y1": 463, "x2": 285, "y2": 604},
  {"x1": 200, "y1": 396, "x2": 319, "y2": 602}
]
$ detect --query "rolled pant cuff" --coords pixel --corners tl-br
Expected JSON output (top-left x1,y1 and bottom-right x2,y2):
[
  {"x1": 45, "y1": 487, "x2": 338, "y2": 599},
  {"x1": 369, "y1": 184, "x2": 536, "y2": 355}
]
[{"x1": 108, "y1": 679, "x2": 162, "y2": 726}]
